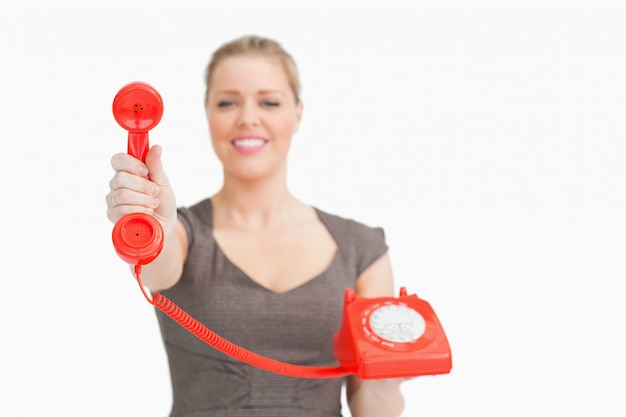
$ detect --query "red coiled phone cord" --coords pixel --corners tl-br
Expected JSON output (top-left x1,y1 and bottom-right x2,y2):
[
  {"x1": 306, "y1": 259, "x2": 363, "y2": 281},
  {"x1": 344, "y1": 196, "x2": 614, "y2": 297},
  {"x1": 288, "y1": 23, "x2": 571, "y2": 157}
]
[{"x1": 134, "y1": 266, "x2": 350, "y2": 379}]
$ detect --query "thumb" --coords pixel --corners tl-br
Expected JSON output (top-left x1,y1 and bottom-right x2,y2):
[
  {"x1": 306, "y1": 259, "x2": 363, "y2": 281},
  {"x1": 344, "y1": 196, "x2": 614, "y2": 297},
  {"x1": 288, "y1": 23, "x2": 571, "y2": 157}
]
[{"x1": 145, "y1": 144, "x2": 170, "y2": 187}]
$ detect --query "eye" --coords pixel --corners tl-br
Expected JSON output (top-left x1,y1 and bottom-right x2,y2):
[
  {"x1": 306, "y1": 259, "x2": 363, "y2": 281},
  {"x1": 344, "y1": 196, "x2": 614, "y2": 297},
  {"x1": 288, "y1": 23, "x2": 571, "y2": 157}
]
[
  {"x1": 262, "y1": 100, "x2": 280, "y2": 107},
  {"x1": 217, "y1": 100, "x2": 235, "y2": 108}
]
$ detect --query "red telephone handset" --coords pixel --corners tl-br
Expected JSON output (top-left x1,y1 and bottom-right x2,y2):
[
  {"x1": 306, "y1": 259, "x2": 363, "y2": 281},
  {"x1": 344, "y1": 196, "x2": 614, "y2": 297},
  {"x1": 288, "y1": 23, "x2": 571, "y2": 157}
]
[
  {"x1": 111, "y1": 82, "x2": 452, "y2": 380},
  {"x1": 111, "y1": 82, "x2": 165, "y2": 267}
]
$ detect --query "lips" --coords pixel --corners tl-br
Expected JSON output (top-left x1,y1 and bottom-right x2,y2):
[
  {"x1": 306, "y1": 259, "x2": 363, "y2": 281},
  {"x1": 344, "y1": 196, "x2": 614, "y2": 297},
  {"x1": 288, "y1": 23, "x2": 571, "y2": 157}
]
[{"x1": 231, "y1": 136, "x2": 268, "y2": 154}]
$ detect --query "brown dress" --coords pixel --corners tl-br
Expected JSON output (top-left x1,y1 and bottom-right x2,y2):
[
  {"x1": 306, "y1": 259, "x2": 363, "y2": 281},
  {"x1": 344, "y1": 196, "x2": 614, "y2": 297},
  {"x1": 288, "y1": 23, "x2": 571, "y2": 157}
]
[{"x1": 155, "y1": 198, "x2": 388, "y2": 417}]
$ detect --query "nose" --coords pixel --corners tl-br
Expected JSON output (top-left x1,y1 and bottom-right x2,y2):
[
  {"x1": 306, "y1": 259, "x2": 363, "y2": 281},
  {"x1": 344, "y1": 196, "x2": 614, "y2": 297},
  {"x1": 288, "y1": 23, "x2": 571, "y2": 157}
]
[{"x1": 237, "y1": 100, "x2": 260, "y2": 127}]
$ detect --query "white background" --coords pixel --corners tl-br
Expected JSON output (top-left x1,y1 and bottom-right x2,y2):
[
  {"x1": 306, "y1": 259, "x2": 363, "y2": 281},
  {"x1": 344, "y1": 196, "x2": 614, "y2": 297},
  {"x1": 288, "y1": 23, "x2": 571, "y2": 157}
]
[{"x1": 2, "y1": 1, "x2": 625, "y2": 416}]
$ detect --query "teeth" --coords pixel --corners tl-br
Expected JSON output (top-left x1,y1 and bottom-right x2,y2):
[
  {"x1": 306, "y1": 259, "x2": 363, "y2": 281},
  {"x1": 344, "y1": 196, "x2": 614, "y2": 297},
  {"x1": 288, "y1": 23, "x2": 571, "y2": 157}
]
[{"x1": 233, "y1": 138, "x2": 265, "y2": 147}]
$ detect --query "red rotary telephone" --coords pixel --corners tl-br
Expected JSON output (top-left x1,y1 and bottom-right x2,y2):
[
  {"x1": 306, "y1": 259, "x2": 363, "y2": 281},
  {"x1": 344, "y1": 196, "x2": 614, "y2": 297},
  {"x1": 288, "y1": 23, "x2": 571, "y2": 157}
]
[{"x1": 111, "y1": 82, "x2": 452, "y2": 380}]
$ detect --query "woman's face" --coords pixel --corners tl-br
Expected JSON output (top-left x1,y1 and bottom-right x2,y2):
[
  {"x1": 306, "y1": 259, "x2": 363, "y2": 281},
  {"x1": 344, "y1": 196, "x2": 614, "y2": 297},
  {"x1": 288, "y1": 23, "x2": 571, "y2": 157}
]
[{"x1": 206, "y1": 54, "x2": 303, "y2": 182}]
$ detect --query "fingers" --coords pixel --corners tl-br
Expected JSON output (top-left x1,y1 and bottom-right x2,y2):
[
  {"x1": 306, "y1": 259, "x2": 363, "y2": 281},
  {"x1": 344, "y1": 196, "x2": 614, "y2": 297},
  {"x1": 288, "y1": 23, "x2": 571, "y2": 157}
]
[
  {"x1": 107, "y1": 178, "x2": 160, "y2": 208},
  {"x1": 106, "y1": 180, "x2": 159, "y2": 221},
  {"x1": 109, "y1": 170, "x2": 160, "y2": 200},
  {"x1": 110, "y1": 152, "x2": 149, "y2": 177},
  {"x1": 107, "y1": 151, "x2": 163, "y2": 223},
  {"x1": 106, "y1": 195, "x2": 156, "y2": 223}
]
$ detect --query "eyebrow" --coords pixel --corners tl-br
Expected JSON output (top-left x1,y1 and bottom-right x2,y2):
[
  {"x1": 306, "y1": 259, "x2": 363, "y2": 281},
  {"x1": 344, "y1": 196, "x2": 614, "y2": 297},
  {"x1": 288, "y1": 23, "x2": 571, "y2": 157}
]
[{"x1": 212, "y1": 89, "x2": 286, "y2": 96}]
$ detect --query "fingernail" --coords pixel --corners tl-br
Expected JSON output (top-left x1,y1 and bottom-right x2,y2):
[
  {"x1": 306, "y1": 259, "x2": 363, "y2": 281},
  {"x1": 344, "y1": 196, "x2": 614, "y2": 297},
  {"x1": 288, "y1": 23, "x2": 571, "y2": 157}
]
[
  {"x1": 139, "y1": 167, "x2": 149, "y2": 176},
  {"x1": 151, "y1": 186, "x2": 160, "y2": 196}
]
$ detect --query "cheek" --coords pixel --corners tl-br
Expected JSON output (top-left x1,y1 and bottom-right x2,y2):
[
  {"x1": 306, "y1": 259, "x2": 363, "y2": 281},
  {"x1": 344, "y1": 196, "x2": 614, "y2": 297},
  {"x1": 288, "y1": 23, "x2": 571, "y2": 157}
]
[
  {"x1": 208, "y1": 114, "x2": 230, "y2": 139},
  {"x1": 273, "y1": 115, "x2": 300, "y2": 137},
  {"x1": 207, "y1": 117, "x2": 231, "y2": 158}
]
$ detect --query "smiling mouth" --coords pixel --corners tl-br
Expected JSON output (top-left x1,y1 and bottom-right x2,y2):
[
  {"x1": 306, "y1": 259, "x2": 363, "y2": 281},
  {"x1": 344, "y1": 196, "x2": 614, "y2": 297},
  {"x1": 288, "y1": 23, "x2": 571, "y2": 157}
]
[{"x1": 232, "y1": 138, "x2": 267, "y2": 148}]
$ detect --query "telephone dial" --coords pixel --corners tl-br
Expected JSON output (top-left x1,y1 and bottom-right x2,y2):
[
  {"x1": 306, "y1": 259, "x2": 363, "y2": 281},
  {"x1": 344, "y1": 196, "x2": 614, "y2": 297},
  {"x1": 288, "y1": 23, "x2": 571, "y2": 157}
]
[{"x1": 111, "y1": 82, "x2": 452, "y2": 380}]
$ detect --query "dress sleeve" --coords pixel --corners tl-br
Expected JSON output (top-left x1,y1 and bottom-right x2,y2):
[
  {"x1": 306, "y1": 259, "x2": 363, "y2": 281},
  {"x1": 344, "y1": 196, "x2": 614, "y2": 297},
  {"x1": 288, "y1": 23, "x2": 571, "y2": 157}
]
[
  {"x1": 175, "y1": 197, "x2": 214, "y2": 254},
  {"x1": 315, "y1": 208, "x2": 389, "y2": 278},
  {"x1": 176, "y1": 206, "x2": 195, "y2": 250},
  {"x1": 354, "y1": 223, "x2": 388, "y2": 276}
]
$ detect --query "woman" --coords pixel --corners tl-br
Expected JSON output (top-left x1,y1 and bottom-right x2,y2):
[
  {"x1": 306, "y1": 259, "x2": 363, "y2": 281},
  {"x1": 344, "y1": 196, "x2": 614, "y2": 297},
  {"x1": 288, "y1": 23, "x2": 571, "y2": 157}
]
[{"x1": 106, "y1": 34, "x2": 406, "y2": 417}]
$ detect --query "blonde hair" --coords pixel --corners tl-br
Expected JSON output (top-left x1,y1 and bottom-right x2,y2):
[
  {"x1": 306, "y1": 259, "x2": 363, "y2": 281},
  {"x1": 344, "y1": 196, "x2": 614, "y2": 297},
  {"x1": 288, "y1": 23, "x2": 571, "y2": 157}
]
[{"x1": 204, "y1": 34, "x2": 301, "y2": 104}]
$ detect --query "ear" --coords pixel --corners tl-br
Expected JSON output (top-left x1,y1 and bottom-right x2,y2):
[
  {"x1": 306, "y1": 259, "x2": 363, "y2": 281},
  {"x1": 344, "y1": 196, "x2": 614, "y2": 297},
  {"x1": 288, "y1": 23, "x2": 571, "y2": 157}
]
[
  {"x1": 297, "y1": 100, "x2": 303, "y2": 120},
  {"x1": 293, "y1": 100, "x2": 304, "y2": 133}
]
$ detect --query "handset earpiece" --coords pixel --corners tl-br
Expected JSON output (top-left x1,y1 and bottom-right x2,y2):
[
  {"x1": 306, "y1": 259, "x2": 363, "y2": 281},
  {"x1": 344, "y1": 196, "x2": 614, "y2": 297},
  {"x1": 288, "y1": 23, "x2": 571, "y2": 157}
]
[
  {"x1": 111, "y1": 81, "x2": 165, "y2": 267},
  {"x1": 112, "y1": 81, "x2": 163, "y2": 162}
]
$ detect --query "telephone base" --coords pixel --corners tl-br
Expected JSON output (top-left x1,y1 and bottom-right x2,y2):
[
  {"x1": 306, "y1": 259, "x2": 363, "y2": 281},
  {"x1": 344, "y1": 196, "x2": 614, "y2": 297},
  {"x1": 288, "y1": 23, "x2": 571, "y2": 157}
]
[{"x1": 334, "y1": 287, "x2": 452, "y2": 380}]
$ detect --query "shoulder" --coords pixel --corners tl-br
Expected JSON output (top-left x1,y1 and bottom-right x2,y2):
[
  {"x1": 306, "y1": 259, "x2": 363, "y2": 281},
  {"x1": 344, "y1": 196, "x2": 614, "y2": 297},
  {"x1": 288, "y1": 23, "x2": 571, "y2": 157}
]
[
  {"x1": 176, "y1": 197, "x2": 213, "y2": 248},
  {"x1": 314, "y1": 207, "x2": 386, "y2": 243},
  {"x1": 178, "y1": 198, "x2": 212, "y2": 225},
  {"x1": 314, "y1": 207, "x2": 388, "y2": 275}
]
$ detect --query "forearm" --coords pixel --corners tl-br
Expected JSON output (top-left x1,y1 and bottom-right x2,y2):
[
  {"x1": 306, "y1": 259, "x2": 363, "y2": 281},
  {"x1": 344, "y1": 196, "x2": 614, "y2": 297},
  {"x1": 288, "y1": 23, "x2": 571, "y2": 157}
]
[
  {"x1": 131, "y1": 220, "x2": 186, "y2": 292},
  {"x1": 348, "y1": 378, "x2": 405, "y2": 417}
]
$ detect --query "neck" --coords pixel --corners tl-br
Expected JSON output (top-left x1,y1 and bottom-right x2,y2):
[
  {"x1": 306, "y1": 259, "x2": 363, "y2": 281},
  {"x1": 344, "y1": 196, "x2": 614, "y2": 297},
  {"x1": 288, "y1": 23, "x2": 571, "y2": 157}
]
[{"x1": 211, "y1": 166, "x2": 301, "y2": 229}]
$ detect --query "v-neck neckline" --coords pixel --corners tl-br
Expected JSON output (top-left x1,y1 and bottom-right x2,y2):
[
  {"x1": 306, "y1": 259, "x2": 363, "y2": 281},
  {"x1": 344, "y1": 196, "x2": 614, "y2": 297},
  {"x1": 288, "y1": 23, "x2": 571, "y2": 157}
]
[{"x1": 207, "y1": 199, "x2": 340, "y2": 295}]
